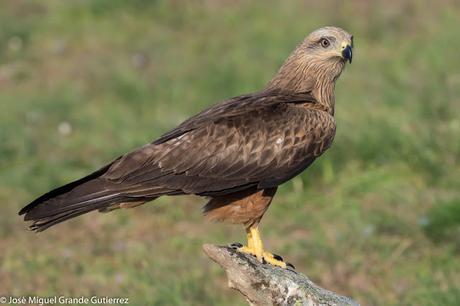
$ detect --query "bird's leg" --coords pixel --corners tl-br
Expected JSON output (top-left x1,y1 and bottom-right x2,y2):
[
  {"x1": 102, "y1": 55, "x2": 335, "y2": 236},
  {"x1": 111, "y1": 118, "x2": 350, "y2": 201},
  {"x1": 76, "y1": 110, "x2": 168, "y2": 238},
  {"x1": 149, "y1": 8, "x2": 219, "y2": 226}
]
[
  {"x1": 237, "y1": 228, "x2": 255, "y2": 253},
  {"x1": 238, "y1": 225, "x2": 286, "y2": 268},
  {"x1": 250, "y1": 226, "x2": 264, "y2": 261}
]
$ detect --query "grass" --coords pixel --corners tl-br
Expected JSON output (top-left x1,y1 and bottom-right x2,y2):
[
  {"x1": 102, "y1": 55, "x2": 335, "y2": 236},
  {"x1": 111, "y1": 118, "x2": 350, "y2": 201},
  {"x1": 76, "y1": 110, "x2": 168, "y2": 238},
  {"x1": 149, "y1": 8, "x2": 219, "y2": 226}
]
[{"x1": 1, "y1": 1, "x2": 459, "y2": 305}]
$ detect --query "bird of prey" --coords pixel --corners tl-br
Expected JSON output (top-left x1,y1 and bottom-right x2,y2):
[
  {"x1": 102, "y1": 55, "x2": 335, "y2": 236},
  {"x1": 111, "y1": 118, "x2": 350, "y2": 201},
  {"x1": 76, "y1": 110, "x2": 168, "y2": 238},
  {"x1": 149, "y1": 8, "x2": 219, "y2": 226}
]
[{"x1": 19, "y1": 26, "x2": 353, "y2": 268}]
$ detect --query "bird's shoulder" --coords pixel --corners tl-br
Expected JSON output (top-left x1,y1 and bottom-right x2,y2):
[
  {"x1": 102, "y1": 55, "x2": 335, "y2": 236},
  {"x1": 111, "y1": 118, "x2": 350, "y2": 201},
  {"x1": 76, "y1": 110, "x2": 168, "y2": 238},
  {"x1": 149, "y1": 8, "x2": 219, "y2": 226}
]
[{"x1": 153, "y1": 90, "x2": 318, "y2": 144}]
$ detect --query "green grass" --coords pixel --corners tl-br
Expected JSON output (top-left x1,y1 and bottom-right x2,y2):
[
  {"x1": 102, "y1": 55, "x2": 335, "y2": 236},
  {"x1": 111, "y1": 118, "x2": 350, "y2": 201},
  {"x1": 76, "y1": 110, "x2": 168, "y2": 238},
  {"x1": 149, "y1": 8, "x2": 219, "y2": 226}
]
[{"x1": 1, "y1": 1, "x2": 460, "y2": 305}]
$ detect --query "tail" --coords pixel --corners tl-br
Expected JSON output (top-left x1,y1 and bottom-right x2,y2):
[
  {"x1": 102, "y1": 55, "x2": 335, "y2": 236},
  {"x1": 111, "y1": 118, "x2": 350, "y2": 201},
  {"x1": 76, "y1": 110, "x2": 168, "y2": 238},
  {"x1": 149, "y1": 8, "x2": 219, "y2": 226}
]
[{"x1": 18, "y1": 163, "x2": 152, "y2": 232}]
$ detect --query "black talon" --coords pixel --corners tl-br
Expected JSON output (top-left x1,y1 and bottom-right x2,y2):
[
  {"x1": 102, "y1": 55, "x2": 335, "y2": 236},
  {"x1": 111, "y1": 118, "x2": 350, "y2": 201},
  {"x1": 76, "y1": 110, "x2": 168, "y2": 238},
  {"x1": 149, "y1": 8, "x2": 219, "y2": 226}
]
[
  {"x1": 286, "y1": 262, "x2": 295, "y2": 270},
  {"x1": 273, "y1": 254, "x2": 283, "y2": 261},
  {"x1": 230, "y1": 242, "x2": 243, "y2": 249}
]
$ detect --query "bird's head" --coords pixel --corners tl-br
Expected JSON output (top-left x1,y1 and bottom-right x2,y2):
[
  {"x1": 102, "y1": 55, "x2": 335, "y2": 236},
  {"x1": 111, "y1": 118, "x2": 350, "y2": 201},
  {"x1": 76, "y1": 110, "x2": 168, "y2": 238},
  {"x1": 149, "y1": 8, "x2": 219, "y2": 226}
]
[
  {"x1": 301, "y1": 26, "x2": 353, "y2": 66},
  {"x1": 267, "y1": 26, "x2": 353, "y2": 94}
]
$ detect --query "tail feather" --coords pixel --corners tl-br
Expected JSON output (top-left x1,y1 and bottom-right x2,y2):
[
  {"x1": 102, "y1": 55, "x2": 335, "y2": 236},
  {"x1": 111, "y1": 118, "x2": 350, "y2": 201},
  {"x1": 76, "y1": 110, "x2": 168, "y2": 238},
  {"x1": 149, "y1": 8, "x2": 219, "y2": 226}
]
[
  {"x1": 22, "y1": 179, "x2": 120, "y2": 221},
  {"x1": 20, "y1": 178, "x2": 156, "y2": 232},
  {"x1": 18, "y1": 160, "x2": 169, "y2": 232},
  {"x1": 19, "y1": 162, "x2": 115, "y2": 217},
  {"x1": 19, "y1": 155, "x2": 185, "y2": 232},
  {"x1": 29, "y1": 205, "x2": 106, "y2": 232}
]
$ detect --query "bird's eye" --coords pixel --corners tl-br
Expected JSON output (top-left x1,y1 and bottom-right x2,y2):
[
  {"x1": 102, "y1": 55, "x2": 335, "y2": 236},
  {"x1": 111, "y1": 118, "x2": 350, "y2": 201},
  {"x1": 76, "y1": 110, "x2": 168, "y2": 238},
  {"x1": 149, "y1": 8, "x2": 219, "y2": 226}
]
[{"x1": 320, "y1": 38, "x2": 330, "y2": 48}]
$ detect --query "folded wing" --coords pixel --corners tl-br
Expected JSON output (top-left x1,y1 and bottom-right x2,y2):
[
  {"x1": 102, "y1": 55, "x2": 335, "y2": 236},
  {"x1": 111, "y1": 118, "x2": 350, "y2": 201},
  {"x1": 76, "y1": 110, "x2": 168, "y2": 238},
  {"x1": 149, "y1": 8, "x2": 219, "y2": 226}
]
[{"x1": 103, "y1": 91, "x2": 336, "y2": 196}]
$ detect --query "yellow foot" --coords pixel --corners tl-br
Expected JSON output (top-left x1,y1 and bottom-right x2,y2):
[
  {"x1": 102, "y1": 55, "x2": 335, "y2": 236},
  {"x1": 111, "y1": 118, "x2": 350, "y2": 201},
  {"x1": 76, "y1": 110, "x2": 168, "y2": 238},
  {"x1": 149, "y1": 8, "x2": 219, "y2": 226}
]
[
  {"x1": 230, "y1": 226, "x2": 294, "y2": 269},
  {"x1": 262, "y1": 251, "x2": 287, "y2": 268},
  {"x1": 237, "y1": 245, "x2": 287, "y2": 268}
]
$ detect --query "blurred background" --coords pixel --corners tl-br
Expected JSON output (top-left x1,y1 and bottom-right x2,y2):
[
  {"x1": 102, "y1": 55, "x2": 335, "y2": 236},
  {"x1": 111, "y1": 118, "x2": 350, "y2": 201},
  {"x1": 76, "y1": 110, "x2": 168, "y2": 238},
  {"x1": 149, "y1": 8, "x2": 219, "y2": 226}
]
[{"x1": 1, "y1": 1, "x2": 459, "y2": 305}]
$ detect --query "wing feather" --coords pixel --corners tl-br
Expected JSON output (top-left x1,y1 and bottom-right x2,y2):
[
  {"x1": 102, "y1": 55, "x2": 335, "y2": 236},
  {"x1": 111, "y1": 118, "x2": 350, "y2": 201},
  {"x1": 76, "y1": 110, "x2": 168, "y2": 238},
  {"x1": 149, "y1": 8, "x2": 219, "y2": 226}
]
[{"x1": 102, "y1": 91, "x2": 335, "y2": 196}]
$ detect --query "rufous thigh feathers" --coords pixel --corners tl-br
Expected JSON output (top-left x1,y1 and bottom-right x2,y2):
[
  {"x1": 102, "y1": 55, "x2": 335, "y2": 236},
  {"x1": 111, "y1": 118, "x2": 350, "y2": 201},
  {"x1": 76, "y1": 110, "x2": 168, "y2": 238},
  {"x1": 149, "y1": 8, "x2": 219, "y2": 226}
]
[{"x1": 203, "y1": 188, "x2": 277, "y2": 228}]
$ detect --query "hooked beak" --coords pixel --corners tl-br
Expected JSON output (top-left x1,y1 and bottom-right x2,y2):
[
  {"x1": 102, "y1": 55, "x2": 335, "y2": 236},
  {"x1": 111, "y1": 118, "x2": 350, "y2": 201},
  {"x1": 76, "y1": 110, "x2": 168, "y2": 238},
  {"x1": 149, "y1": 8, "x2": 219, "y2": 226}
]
[{"x1": 341, "y1": 44, "x2": 353, "y2": 63}]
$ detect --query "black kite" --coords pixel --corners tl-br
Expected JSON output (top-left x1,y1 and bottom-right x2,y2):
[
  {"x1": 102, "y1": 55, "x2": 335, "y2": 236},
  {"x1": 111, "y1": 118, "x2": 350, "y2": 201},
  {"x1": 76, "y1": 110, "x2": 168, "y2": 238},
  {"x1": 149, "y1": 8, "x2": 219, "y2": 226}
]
[{"x1": 20, "y1": 26, "x2": 353, "y2": 268}]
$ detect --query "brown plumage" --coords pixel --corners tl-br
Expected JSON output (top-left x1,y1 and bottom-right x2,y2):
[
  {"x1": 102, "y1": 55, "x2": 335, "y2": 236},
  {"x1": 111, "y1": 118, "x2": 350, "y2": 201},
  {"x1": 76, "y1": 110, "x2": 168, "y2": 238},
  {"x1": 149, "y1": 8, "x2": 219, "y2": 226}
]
[
  {"x1": 19, "y1": 26, "x2": 353, "y2": 267},
  {"x1": 204, "y1": 187, "x2": 277, "y2": 228}
]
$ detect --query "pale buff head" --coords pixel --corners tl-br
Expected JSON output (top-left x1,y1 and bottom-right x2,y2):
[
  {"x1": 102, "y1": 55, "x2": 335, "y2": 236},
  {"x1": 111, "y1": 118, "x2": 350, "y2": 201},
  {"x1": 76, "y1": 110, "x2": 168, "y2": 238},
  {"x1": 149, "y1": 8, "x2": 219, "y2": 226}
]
[{"x1": 267, "y1": 26, "x2": 353, "y2": 95}]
